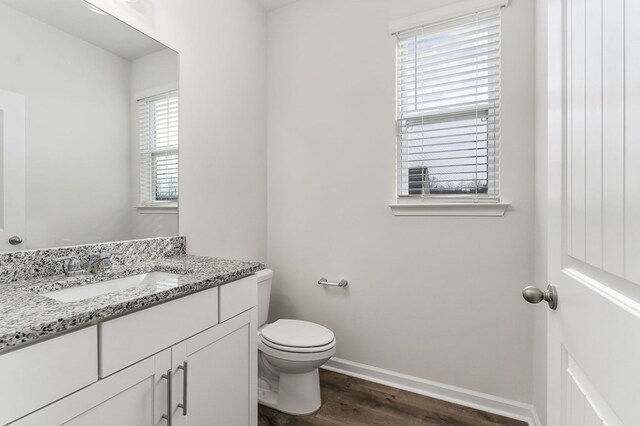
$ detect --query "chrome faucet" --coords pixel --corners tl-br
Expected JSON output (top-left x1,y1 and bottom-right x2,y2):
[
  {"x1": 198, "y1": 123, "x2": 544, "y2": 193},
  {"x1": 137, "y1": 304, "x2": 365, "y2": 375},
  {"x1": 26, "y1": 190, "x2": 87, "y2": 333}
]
[{"x1": 55, "y1": 250, "x2": 123, "y2": 277}]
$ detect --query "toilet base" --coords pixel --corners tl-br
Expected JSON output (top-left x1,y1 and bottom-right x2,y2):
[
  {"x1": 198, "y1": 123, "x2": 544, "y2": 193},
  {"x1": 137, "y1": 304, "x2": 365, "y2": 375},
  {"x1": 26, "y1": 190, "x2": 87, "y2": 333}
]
[{"x1": 258, "y1": 369, "x2": 322, "y2": 415}]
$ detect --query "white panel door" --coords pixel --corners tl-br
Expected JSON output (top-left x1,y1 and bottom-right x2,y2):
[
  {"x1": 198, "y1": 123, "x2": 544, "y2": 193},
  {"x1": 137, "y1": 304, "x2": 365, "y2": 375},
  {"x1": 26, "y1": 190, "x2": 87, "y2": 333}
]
[
  {"x1": 0, "y1": 89, "x2": 25, "y2": 251},
  {"x1": 547, "y1": 0, "x2": 640, "y2": 425}
]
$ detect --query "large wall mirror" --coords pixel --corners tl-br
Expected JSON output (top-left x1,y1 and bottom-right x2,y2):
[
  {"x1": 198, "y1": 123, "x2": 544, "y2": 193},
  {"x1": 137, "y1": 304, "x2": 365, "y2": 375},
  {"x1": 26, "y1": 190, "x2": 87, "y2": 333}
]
[{"x1": 0, "y1": 0, "x2": 179, "y2": 253}]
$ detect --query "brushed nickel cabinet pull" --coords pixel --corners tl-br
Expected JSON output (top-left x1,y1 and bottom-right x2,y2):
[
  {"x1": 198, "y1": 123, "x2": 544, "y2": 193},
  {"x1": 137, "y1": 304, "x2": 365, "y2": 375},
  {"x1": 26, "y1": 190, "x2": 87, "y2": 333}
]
[
  {"x1": 177, "y1": 361, "x2": 188, "y2": 416},
  {"x1": 161, "y1": 369, "x2": 172, "y2": 425}
]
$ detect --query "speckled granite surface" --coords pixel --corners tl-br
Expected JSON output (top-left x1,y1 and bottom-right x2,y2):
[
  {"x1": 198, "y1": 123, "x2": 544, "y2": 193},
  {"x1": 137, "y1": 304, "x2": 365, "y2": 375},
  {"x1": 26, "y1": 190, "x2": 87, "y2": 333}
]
[
  {"x1": 0, "y1": 237, "x2": 187, "y2": 283},
  {"x1": 0, "y1": 240, "x2": 264, "y2": 353}
]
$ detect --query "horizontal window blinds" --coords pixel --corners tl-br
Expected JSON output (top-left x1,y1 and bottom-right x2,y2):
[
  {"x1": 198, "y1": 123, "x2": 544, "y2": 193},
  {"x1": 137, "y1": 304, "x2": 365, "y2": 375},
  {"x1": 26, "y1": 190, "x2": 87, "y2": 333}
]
[
  {"x1": 396, "y1": 8, "x2": 501, "y2": 198},
  {"x1": 138, "y1": 91, "x2": 179, "y2": 205}
]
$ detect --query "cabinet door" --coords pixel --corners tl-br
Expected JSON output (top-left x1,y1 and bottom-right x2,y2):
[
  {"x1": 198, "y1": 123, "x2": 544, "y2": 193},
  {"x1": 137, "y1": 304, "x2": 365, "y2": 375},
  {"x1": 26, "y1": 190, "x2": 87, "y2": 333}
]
[
  {"x1": 173, "y1": 308, "x2": 257, "y2": 426},
  {"x1": 14, "y1": 349, "x2": 171, "y2": 426}
]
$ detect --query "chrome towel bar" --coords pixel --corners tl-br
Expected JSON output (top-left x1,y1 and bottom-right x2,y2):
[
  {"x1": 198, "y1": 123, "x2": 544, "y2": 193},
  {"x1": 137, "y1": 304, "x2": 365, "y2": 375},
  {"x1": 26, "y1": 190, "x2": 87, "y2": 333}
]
[{"x1": 318, "y1": 278, "x2": 348, "y2": 287}]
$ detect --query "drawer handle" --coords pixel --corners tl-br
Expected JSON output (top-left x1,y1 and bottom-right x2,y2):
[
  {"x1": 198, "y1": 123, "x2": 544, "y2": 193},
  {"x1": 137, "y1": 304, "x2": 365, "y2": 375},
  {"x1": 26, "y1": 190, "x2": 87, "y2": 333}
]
[
  {"x1": 161, "y1": 369, "x2": 172, "y2": 425},
  {"x1": 178, "y1": 361, "x2": 188, "y2": 416}
]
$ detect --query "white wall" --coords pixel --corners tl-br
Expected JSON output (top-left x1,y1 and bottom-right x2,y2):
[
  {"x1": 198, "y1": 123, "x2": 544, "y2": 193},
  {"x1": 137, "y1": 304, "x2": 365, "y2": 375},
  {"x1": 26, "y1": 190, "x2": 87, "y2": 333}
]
[
  {"x1": 266, "y1": 0, "x2": 535, "y2": 403},
  {"x1": 533, "y1": 0, "x2": 548, "y2": 423},
  {"x1": 90, "y1": 0, "x2": 268, "y2": 262},
  {"x1": 129, "y1": 48, "x2": 179, "y2": 240},
  {"x1": 0, "y1": 3, "x2": 132, "y2": 249}
]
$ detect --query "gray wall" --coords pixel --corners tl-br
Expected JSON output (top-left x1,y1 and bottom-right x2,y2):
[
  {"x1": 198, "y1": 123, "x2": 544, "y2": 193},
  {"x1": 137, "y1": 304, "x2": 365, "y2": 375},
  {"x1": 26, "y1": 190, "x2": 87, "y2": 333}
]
[{"x1": 266, "y1": 0, "x2": 536, "y2": 403}]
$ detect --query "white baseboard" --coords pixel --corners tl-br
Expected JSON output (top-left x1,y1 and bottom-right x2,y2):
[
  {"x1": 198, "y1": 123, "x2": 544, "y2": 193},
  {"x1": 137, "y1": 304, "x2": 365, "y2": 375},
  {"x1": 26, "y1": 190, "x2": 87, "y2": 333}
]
[
  {"x1": 530, "y1": 407, "x2": 543, "y2": 426},
  {"x1": 322, "y1": 357, "x2": 542, "y2": 426}
]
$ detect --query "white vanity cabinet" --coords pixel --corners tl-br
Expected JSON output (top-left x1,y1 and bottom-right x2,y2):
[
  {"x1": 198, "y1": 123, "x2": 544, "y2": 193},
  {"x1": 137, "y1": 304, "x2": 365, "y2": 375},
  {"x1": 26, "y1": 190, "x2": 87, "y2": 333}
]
[
  {"x1": 171, "y1": 309, "x2": 258, "y2": 426},
  {"x1": 6, "y1": 274, "x2": 258, "y2": 426}
]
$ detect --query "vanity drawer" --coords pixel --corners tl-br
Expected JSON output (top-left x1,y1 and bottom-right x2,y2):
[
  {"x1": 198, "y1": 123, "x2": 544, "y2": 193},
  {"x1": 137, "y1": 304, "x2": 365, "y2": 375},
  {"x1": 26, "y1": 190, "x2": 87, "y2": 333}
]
[
  {"x1": 99, "y1": 286, "x2": 218, "y2": 377},
  {"x1": 219, "y1": 274, "x2": 258, "y2": 322},
  {"x1": 0, "y1": 326, "x2": 98, "y2": 425}
]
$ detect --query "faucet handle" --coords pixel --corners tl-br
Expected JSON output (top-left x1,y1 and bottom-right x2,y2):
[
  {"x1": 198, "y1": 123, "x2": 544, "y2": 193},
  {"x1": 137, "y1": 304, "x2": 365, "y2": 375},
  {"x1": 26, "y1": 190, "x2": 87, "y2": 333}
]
[
  {"x1": 92, "y1": 251, "x2": 121, "y2": 274},
  {"x1": 54, "y1": 256, "x2": 85, "y2": 276},
  {"x1": 109, "y1": 250, "x2": 124, "y2": 267}
]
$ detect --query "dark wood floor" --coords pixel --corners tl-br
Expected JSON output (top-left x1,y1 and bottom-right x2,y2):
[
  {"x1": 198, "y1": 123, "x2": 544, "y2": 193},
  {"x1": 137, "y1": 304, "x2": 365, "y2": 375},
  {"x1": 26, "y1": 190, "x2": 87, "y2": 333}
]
[{"x1": 258, "y1": 370, "x2": 527, "y2": 426}]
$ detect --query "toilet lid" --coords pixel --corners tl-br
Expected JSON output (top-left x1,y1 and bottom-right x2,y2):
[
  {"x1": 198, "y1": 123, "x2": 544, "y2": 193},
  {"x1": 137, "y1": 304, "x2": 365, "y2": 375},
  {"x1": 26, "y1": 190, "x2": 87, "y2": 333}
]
[{"x1": 260, "y1": 319, "x2": 335, "y2": 348}]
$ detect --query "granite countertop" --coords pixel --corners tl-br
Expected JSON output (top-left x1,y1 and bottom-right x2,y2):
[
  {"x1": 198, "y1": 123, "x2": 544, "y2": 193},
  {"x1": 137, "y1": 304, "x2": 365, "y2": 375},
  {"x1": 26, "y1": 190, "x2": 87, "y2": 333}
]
[{"x1": 0, "y1": 255, "x2": 264, "y2": 354}]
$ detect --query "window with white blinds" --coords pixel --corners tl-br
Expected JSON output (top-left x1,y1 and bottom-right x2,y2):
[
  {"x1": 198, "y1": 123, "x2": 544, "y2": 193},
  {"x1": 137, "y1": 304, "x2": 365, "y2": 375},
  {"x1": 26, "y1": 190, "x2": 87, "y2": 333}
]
[
  {"x1": 396, "y1": 8, "x2": 501, "y2": 199},
  {"x1": 138, "y1": 91, "x2": 179, "y2": 205}
]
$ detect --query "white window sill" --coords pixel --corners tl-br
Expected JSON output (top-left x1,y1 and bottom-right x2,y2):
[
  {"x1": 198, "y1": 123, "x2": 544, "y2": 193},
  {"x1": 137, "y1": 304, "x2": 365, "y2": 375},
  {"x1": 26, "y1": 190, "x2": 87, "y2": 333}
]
[
  {"x1": 135, "y1": 205, "x2": 178, "y2": 215},
  {"x1": 389, "y1": 202, "x2": 509, "y2": 217}
]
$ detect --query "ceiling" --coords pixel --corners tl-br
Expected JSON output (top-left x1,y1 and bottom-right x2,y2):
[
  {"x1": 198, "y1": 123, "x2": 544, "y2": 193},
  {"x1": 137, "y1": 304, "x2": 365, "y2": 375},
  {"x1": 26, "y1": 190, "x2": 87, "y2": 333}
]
[
  {"x1": 0, "y1": 0, "x2": 167, "y2": 60},
  {"x1": 260, "y1": 0, "x2": 300, "y2": 12}
]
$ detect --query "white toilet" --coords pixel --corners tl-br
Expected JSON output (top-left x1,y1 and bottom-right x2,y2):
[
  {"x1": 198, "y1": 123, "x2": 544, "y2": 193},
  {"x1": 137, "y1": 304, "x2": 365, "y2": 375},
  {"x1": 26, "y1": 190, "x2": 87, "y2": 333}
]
[{"x1": 256, "y1": 269, "x2": 336, "y2": 415}]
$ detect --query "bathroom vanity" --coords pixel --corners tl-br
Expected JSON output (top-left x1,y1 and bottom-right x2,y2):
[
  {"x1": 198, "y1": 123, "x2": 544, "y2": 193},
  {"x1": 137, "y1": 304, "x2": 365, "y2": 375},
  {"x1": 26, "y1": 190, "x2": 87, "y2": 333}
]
[
  {"x1": 0, "y1": 1, "x2": 262, "y2": 425},
  {"x1": 0, "y1": 239, "x2": 263, "y2": 426},
  {"x1": 0, "y1": 1, "x2": 266, "y2": 424}
]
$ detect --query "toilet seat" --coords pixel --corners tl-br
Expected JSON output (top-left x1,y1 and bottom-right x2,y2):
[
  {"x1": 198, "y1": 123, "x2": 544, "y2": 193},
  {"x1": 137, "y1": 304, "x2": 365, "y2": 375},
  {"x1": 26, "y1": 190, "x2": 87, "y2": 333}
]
[
  {"x1": 258, "y1": 338, "x2": 336, "y2": 362},
  {"x1": 260, "y1": 319, "x2": 335, "y2": 348},
  {"x1": 259, "y1": 335, "x2": 336, "y2": 353}
]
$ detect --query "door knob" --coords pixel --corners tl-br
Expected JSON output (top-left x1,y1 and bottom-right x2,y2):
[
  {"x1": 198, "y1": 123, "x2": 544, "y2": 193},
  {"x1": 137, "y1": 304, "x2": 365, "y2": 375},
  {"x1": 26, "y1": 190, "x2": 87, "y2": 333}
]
[
  {"x1": 8, "y1": 236, "x2": 22, "y2": 245},
  {"x1": 522, "y1": 284, "x2": 558, "y2": 310}
]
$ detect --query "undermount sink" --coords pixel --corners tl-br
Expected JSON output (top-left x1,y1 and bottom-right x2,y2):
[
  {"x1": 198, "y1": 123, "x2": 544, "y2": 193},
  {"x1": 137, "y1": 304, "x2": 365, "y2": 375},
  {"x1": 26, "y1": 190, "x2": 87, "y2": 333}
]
[{"x1": 42, "y1": 272, "x2": 183, "y2": 303}]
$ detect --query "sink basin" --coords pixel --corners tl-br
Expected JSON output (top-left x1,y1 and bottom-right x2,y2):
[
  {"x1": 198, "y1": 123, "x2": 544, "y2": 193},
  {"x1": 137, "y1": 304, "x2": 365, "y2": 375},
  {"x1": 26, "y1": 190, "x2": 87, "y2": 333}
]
[{"x1": 42, "y1": 272, "x2": 183, "y2": 303}]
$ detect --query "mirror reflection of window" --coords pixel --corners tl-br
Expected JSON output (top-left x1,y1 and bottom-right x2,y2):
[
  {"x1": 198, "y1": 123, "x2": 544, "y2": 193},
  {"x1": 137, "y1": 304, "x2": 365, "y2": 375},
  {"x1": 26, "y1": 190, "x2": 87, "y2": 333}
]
[{"x1": 138, "y1": 91, "x2": 179, "y2": 206}]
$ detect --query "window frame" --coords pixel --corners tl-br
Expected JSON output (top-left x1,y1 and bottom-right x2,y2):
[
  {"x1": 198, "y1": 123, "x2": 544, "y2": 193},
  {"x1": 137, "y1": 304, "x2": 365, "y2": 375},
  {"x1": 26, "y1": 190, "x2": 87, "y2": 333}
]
[
  {"x1": 389, "y1": 2, "x2": 509, "y2": 216},
  {"x1": 395, "y1": 14, "x2": 501, "y2": 202}
]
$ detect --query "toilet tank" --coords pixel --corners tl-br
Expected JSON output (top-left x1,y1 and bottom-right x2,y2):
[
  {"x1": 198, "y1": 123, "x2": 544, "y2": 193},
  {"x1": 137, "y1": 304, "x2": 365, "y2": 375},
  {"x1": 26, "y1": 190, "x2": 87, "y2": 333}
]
[{"x1": 256, "y1": 269, "x2": 273, "y2": 327}]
